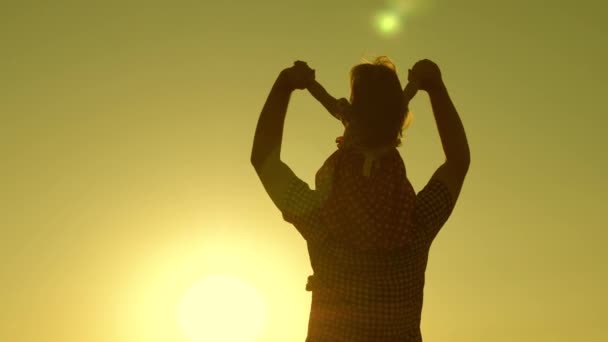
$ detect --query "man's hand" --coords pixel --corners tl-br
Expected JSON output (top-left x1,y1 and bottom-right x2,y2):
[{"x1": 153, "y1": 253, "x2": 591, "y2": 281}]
[
  {"x1": 280, "y1": 61, "x2": 316, "y2": 91},
  {"x1": 408, "y1": 59, "x2": 444, "y2": 93}
]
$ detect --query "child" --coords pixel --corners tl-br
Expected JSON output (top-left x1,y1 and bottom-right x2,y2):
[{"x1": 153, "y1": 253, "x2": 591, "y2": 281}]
[{"x1": 306, "y1": 64, "x2": 420, "y2": 251}]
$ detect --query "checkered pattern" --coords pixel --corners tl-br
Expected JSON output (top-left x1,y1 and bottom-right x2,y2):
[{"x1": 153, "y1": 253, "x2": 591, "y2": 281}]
[
  {"x1": 280, "y1": 148, "x2": 454, "y2": 341},
  {"x1": 315, "y1": 147, "x2": 416, "y2": 251}
]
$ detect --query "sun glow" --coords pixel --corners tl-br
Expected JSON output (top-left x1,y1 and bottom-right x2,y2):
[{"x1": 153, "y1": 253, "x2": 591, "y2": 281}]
[
  {"x1": 377, "y1": 12, "x2": 400, "y2": 34},
  {"x1": 373, "y1": 0, "x2": 423, "y2": 37},
  {"x1": 177, "y1": 274, "x2": 267, "y2": 342},
  {"x1": 126, "y1": 227, "x2": 310, "y2": 342}
]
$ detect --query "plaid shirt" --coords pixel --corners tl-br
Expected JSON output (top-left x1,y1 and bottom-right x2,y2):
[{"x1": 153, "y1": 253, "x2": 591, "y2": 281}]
[{"x1": 280, "y1": 148, "x2": 454, "y2": 341}]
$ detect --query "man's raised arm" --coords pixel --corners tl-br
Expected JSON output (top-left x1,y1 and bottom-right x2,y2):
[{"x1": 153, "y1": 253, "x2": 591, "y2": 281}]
[
  {"x1": 250, "y1": 62, "x2": 315, "y2": 208},
  {"x1": 410, "y1": 59, "x2": 470, "y2": 201},
  {"x1": 250, "y1": 71, "x2": 292, "y2": 172}
]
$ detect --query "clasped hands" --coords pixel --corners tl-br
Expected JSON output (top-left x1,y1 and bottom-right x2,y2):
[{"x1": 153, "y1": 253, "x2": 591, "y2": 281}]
[
  {"x1": 279, "y1": 60, "x2": 316, "y2": 91},
  {"x1": 281, "y1": 59, "x2": 442, "y2": 90},
  {"x1": 280, "y1": 59, "x2": 444, "y2": 119}
]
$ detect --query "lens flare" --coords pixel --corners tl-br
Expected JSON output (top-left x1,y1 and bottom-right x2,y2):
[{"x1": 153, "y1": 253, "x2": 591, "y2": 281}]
[
  {"x1": 373, "y1": 0, "x2": 420, "y2": 37},
  {"x1": 377, "y1": 12, "x2": 400, "y2": 34}
]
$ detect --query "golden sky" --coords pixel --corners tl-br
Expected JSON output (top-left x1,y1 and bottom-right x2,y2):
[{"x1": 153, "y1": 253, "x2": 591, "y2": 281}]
[{"x1": 2, "y1": 1, "x2": 607, "y2": 341}]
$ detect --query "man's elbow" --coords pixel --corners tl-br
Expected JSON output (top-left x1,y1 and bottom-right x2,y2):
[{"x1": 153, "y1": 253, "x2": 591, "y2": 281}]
[
  {"x1": 250, "y1": 154, "x2": 263, "y2": 173},
  {"x1": 461, "y1": 152, "x2": 471, "y2": 172},
  {"x1": 446, "y1": 153, "x2": 470, "y2": 178},
  {"x1": 459, "y1": 151, "x2": 471, "y2": 175},
  {"x1": 251, "y1": 146, "x2": 282, "y2": 172},
  {"x1": 251, "y1": 153, "x2": 275, "y2": 176},
  {"x1": 461, "y1": 158, "x2": 470, "y2": 178},
  {"x1": 455, "y1": 144, "x2": 471, "y2": 174}
]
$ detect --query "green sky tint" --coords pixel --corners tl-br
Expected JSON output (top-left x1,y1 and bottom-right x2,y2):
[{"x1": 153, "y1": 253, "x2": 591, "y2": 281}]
[{"x1": 2, "y1": 1, "x2": 607, "y2": 341}]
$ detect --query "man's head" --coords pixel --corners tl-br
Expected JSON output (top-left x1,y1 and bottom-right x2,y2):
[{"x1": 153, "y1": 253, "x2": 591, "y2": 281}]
[{"x1": 347, "y1": 56, "x2": 409, "y2": 148}]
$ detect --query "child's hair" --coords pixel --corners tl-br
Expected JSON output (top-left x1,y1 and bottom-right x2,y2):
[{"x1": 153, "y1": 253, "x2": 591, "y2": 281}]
[{"x1": 348, "y1": 56, "x2": 410, "y2": 148}]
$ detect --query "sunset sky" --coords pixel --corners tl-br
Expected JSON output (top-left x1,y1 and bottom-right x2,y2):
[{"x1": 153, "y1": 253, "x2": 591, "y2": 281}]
[{"x1": 2, "y1": 1, "x2": 607, "y2": 341}]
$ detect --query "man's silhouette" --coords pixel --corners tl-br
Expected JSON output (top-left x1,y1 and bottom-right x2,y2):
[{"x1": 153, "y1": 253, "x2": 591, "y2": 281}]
[{"x1": 251, "y1": 57, "x2": 470, "y2": 341}]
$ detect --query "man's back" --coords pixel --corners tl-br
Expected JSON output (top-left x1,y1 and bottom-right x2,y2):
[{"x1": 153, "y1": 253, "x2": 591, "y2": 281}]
[{"x1": 282, "y1": 176, "x2": 454, "y2": 341}]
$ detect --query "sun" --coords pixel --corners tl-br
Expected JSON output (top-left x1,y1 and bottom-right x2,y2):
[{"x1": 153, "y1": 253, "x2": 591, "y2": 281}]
[{"x1": 176, "y1": 274, "x2": 267, "y2": 342}]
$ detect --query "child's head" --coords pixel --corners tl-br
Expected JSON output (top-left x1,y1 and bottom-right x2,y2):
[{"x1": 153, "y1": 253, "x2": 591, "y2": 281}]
[{"x1": 346, "y1": 56, "x2": 410, "y2": 148}]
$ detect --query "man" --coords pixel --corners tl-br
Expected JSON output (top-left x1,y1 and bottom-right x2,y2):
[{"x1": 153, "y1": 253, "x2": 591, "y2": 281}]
[{"x1": 251, "y1": 58, "x2": 470, "y2": 341}]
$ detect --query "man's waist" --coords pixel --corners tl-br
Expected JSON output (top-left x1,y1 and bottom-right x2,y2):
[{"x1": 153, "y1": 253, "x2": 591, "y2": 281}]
[
  {"x1": 307, "y1": 296, "x2": 422, "y2": 341},
  {"x1": 306, "y1": 275, "x2": 422, "y2": 304}
]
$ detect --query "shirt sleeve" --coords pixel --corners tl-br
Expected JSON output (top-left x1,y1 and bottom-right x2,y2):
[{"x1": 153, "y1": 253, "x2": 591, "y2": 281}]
[
  {"x1": 414, "y1": 179, "x2": 454, "y2": 243},
  {"x1": 280, "y1": 175, "x2": 328, "y2": 244}
]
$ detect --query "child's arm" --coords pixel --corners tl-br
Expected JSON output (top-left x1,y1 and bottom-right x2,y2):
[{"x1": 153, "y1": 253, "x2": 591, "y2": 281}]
[
  {"x1": 307, "y1": 80, "x2": 350, "y2": 123},
  {"x1": 403, "y1": 76, "x2": 419, "y2": 107}
]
